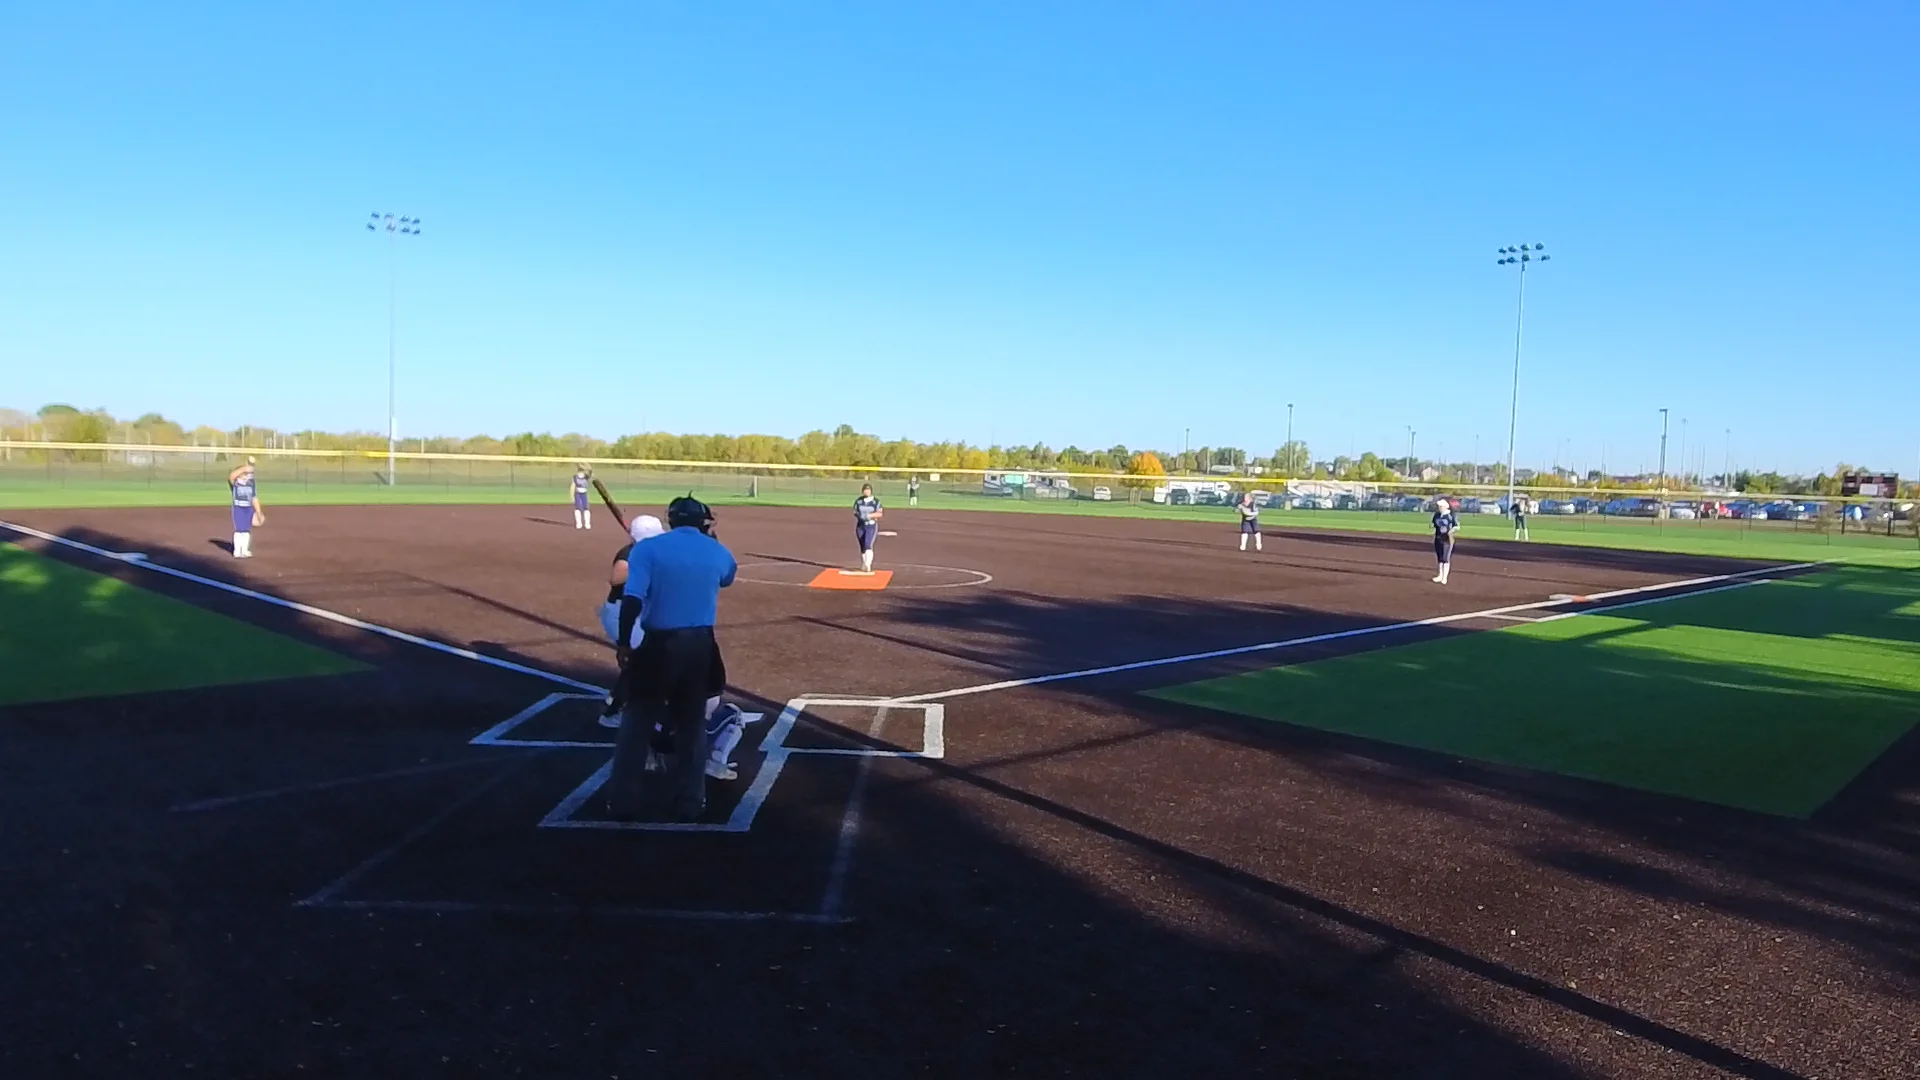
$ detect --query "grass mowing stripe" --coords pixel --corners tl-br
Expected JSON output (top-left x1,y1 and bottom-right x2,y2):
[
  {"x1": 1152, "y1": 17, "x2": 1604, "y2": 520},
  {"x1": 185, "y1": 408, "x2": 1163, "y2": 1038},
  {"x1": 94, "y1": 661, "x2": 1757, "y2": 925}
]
[
  {"x1": 0, "y1": 542, "x2": 367, "y2": 706},
  {"x1": 1148, "y1": 566, "x2": 1920, "y2": 817}
]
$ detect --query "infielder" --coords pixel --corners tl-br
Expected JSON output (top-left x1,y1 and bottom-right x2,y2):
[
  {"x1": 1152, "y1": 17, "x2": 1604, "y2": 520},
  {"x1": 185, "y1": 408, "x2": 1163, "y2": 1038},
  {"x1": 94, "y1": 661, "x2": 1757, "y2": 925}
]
[
  {"x1": 853, "y1": 483, "x2": 883, "y2": 573},
  {"x1": 1431, "y1": 498, "x2": 1458, "y2": 584},
  {"x1": 1236, "y1": 491, "x2": 1262, "y2": 552},
  {"x1": 570, "y1": 465, "x2": 593, "y2": 529},
  {"x1": 1511, "y1": 495, "x2": 1530, "y2": 541},
  {"x1": 907, "y1": 477, "x2": 920, "y2": 507},
  {"x1": 227, "y1": 458, "x2": 265, "y2": 559}
]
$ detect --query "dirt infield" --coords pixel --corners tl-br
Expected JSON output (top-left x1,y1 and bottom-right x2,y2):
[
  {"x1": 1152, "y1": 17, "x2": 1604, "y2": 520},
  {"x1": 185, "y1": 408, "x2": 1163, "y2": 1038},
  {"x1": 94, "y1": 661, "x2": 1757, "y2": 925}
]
[{"x1": 3, "y1": 503, "x2": 1914, "y2": 1078}]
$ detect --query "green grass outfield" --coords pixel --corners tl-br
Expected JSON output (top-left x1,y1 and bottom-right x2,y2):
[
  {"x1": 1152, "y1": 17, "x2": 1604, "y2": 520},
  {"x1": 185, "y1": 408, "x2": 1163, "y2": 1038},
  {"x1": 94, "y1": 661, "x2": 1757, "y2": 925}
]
[
  {"x1": 5, "y1": 467, "x2": 1917, "y2": 568},
  {"x1": 0, "y1": 542, "x2": 366, "y2": 706},
  {"x1": 1149, "y1": 566, "x2": 1920, "y2": 817}
]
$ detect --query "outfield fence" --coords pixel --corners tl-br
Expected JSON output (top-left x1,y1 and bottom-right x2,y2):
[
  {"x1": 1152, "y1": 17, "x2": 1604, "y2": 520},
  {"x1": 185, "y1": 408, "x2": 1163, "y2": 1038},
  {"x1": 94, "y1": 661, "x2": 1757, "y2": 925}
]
[{"x1": 2, "y1": 441, "x2": 1914, "y2": 550}]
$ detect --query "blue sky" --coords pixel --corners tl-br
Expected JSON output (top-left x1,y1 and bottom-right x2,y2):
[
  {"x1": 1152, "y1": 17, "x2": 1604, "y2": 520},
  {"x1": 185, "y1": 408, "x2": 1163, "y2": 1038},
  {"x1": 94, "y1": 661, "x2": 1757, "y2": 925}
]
[{"x1": 1, "y1": 1, "x2": 1913, "y2": 476}]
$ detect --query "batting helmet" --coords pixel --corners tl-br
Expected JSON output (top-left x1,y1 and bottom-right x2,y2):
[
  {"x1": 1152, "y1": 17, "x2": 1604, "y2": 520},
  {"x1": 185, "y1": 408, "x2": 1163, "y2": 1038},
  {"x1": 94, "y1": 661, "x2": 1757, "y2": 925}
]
[{"x1": 666, "y1": 493, "x2": 714, "y2": 532}]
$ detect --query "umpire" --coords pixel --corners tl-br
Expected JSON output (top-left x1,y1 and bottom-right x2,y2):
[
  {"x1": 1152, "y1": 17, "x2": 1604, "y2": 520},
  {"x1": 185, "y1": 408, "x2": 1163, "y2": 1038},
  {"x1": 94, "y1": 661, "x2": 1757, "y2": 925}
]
[{"x1": 606, "y1": 495, "x2": 736, "y2": 822}]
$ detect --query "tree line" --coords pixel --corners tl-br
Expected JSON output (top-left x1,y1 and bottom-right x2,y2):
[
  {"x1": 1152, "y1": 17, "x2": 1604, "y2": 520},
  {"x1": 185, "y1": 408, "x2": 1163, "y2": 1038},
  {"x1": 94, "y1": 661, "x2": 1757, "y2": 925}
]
[{"x1": 3, "y1": 403, "x2": 1910, "y2": 498}]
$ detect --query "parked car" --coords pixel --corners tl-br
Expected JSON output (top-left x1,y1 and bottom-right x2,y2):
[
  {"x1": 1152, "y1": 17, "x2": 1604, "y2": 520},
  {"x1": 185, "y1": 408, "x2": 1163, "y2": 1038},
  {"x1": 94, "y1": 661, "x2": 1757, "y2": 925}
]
[
  {"x1": 1668, "y1": 502, "x2": 1699, "y2": 520},
  {"x1": 1250, "y1": 490, "x2": 1271, "y2": 507},
  {"x1": 1394, "y1": 495, "x2": 1428, "y2": 512},
  {"x1": 1170, "y1": 489, "x2": 1192, "y2": 506},
  {"x1": 1333, "y1": 494, "x2": 1361, "y2": 511},
  {"x1": 1571, "y1": 497, "x2": 1604, "y2": 514},
  {"x1": 1297, "y1": 495, "x2": 1328, "y2": 510},
  {"x1": 1091, "y1": 486, "x2": 1112, "y2": 502},
  {"x1": 1363, "y1": 493, "x2": 1395, "y2": 511},
  {"x1": 1538, "y1": 498, "x2": 1576, "y2": 514}
]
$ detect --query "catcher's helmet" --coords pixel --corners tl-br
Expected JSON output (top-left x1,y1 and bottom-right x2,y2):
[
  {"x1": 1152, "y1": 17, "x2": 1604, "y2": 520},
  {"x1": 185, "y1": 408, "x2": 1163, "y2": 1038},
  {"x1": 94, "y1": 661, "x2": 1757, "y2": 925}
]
[{"x1": 666, "y1": 493, "x2": 714, "y2": 531}]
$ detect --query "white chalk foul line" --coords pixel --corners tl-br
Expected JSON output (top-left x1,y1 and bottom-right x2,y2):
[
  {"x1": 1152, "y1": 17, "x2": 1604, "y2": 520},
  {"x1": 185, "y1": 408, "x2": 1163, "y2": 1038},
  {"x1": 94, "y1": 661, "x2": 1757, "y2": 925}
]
[
  {"x1": 0, "y1": 520, "x2": 604, "y2": 695},
  {"x1": 886, "y1": 561, "x2": 1823, "y2": 705}
]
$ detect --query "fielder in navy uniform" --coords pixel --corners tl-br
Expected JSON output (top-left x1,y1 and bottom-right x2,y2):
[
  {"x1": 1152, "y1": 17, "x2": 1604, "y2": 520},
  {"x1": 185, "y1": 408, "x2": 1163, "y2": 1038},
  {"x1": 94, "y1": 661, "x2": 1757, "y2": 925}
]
[
  {"x1": 853, "y1": 484, "x2": 883, "y2": 573},
  {"x1": 228, "y1": 458, "x2": 265, "y2": 559},
  {"x1": 1431, "y1": 498, "x2": 1458, "y2": 584},
  {"x1": 907, "y1": 477, "x2": 920, "y2": 507},
  {"x1": 607, "y1": 495, "x2": 738, "y2": 822},
  {"x1": 1236, "y1": 491, "x2": 1262, "y2": 552},
  {"x1": 1511, "y1": 495, "x2": 1530, "y2": 541},
  {"x1": 570, "y1": 466, "x2": 593, "y2": 530}
]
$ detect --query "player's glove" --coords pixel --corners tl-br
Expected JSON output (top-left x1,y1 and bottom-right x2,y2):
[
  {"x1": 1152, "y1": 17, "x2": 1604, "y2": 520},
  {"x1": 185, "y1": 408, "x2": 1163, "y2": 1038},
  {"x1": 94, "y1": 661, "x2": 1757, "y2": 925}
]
[{"x1": 252, "y1": 511, "x2": 265, "y2": 527}]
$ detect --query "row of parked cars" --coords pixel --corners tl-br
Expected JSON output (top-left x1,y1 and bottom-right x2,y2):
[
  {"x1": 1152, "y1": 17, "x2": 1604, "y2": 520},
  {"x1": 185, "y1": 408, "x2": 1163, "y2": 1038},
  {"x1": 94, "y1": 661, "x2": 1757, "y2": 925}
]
[{"x1": 1116, "y1": 485, "x2": 1915, "y2": 523}]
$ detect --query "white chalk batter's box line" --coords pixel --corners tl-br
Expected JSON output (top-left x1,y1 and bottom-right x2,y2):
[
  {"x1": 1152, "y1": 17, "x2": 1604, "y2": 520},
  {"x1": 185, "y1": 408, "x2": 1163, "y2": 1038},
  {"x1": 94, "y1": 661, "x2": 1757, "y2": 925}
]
[{"x1": 537, "y1": 696, "x2": 945, "y2": 833}]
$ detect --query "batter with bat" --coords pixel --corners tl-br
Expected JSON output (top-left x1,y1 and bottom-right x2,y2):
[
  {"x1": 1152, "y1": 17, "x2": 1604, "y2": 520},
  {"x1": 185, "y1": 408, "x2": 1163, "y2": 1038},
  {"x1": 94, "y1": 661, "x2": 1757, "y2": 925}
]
[{"x1": 227, "y1": 457, "x2": 265, "y2": 559}]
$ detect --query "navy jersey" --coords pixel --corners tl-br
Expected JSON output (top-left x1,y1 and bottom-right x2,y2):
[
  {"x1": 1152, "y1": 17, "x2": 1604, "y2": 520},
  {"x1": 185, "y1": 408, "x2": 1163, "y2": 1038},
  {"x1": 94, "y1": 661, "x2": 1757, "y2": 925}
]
[
  {"x1": 573, "y1": 472, "x2": 590, "y2": 494},
  {"x1": 854, "y1": 495, "x2": 881, "y2": 524},
  {"x1": 231, "y1": 477, "x2": 256, "y2": 508},
  {"x1": 1511, "y1": 499, "x2": 1527, "y2": 519},
  {"x1": 1237, "y1": 498, "x2": 1259, "y2": 521},
  {"x1": 1432, "y1": 510, "x2": 1458, "y2": 538}
]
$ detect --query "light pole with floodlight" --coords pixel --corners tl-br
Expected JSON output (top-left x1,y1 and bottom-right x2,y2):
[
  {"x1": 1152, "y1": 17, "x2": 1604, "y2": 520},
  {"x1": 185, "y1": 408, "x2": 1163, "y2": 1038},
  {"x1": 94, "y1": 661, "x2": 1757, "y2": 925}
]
[
  {"x1": 1496, "y1": 243, "x2": 1550, "y2": 510},
  {"x1": 367, "y1": 212, "x2": 422, "y2": 486}
]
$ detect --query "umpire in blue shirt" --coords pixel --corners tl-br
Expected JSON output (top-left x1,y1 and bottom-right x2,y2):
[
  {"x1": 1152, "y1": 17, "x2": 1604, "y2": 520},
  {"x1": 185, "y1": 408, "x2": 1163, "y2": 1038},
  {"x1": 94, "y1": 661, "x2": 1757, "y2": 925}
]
[{"x1": 606, "y1": 495, "x2": 737, "y2": 821}]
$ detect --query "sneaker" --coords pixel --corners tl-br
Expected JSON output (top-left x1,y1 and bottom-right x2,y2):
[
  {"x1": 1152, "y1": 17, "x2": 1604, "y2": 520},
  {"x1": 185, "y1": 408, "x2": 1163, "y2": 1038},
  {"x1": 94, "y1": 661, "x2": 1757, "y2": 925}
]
[
  {"x1": 597, "y1": 710, "x2": 621, "y2": 729},
  {"x1": 705, "y1": 760, "x2": 739, "y2": 781},
  {"x1": 643, "y1": 748, "x2": 665, "y2": 773},
  {"x1": 1432, "y1": 575, "x2": 1444, "y2": 583}
]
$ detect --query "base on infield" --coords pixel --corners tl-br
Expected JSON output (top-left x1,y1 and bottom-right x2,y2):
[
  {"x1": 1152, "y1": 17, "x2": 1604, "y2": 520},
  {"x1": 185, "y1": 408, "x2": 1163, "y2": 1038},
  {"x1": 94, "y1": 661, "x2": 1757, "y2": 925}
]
[{"x1": 808, "y1": 568, "x2": 893, "y2": 590}]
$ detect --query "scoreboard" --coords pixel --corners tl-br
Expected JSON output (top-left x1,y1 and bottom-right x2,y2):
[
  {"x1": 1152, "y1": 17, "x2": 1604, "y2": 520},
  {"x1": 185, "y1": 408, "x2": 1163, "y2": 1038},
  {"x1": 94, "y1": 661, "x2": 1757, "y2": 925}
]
[{"x1": 1840, "y1": 473, "x2": 1900, "y2": 497}]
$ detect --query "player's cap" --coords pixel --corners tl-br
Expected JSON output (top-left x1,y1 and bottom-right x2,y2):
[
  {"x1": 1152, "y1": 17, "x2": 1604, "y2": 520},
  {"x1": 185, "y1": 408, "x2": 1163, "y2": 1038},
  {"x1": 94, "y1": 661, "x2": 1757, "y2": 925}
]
[
  {"x1": 1435, "y1": 498, "x2": 1450, "y2": 511},
  {"x1": 630, "y1": 514, "x2": 664, "y2": 543}
]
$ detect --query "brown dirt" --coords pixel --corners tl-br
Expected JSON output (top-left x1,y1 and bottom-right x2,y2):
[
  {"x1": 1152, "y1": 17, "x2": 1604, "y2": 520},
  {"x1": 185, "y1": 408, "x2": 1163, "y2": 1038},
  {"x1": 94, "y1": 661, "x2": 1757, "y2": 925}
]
[{"x1": 1, "y1": 503, "x2": 1912, "y2": 1079}]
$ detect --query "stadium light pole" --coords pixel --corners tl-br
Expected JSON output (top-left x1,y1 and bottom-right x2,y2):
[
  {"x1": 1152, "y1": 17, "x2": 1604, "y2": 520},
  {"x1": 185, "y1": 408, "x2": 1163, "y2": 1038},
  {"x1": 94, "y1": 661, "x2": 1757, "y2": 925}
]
[
  {"x1": 1496, "y1": 243, "x2": 1549, "y2": 510},
  {"x1": 1724, "y1": 428, "x2": 1731, "y2": 488},
  {"x1": 1407, "y1": 426, "x2": 1416, "y2": 481},
  {"x1": 368, "y1": 212, "x2": 422, "y2": 486},
  {"x1": 1657, "y1": 408, "x2": 1670, "y2": 492}
]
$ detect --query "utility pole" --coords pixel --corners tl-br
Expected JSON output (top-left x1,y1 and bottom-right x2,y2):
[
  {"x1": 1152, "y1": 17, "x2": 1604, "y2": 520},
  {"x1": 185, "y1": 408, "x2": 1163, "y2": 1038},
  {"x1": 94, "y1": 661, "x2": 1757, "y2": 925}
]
[
  {"x1": 1407, "y1": 426, "x2": 1416, "y2": 481},
  {"x1": 367, "y1": 212, "x2": 422, "y2": 486},
  {"x1": 1657, "y1": 408, "x2": 1670, "y2": 492}
]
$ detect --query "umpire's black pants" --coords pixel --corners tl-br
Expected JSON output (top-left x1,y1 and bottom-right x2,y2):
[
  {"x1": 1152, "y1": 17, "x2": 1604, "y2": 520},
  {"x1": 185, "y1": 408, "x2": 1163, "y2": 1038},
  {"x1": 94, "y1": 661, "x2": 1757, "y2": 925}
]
[{"x1": 607, "y1": 625, "x2": 717, "y2": 821}]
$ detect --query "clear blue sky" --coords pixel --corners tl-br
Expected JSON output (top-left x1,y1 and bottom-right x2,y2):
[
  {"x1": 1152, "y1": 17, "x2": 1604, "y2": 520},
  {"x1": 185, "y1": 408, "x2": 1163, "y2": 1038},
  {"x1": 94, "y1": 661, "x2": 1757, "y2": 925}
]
[{"x1": 2, "y1": 1, "x2": 1913, "y2": 477}]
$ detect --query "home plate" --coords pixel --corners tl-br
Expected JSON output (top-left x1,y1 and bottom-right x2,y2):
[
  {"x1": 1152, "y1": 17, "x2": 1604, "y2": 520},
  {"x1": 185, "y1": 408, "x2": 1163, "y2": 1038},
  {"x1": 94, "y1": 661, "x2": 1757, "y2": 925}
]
[
  {"x1": 1549, "y1": 593, "x2": 1587, "y2": 602},
  {"x1": 808, "y1": 568, "x2": 893, "y2": 591}
]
